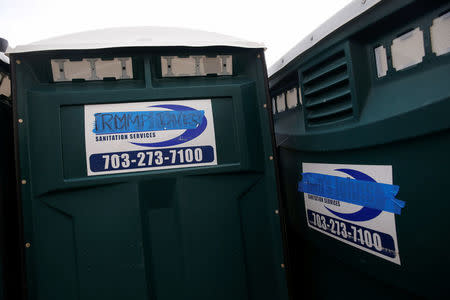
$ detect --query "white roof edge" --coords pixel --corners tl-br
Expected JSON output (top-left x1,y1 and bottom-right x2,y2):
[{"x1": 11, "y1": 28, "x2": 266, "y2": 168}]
[
  {"x1": 8, "y1": 26, "x2": 265, "y2": 54},
  {"x1": 268, "y1": 0, "x2": 382, "y2": 77},
  {"x1": 0, "y1": 52, "x2": 9, "y2": 65}
]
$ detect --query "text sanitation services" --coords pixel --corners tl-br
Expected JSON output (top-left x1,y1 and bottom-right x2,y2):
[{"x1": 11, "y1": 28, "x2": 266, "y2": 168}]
[
  {"x1": 307, "y1": 194, "x2": 341, "y2": 207},
  {"x1": 95, "y1": 132, "x2": 157, "y2": 142}
]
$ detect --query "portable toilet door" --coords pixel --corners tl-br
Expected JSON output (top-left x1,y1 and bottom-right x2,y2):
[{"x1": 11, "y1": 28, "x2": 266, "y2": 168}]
[
  {"x1": 269, "y1": 0, "x2": 450, "y2": 299},
  {"x1": 8, "y1": 27, "x2": 289, "y2": 300}
]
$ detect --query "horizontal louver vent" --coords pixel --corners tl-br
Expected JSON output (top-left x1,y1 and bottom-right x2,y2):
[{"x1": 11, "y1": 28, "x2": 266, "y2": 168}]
[{"x1": 301, "y1": 50, "x2": 353, "y2": 126}]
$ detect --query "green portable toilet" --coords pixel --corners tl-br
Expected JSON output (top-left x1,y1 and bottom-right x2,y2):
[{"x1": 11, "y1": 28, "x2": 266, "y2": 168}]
[
  {"x1": 8, "y1": 27, "x2": 288, "y2": 300},
  {"x1": 269, "y1": 0, "x2": 450, "y2": 299},
  {"x1": 0, "y1": 37, "x2": 10, "y2": 300},
  {"x1": 1, "y1": 37, "x2": 23, "y2": 300}
]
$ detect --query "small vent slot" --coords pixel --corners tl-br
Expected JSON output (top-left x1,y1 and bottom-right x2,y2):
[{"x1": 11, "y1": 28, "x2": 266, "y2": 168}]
[
  {"x1": 301, "y1": 50, "x2": 354, "y2": 126},
  {"x1": 303, "y1": 71, "x2": 349, "y2": 97},
  {"x1": 305, "y1": 84, "x2": 351, "y2": 109},
  {"x1": 307, "y1": 109, "x2": 353, "y2": 127},
  {"x1": 307, "y1": 97, "x2": 353, "y2": 120},
  {"x1": 303, "y1": 54, "x2": 347, "y2": 84}
]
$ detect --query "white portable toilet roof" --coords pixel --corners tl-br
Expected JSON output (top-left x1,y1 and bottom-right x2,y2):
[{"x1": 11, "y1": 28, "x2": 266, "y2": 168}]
[
  {"x1": 268, "y1": 0, "x2": 382, "y2": 77},
  {"x1": 8, "y1": 26, "x2": 265, "y2": 54}
]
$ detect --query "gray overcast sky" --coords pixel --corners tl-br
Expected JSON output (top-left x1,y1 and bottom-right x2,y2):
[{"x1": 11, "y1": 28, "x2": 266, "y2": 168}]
[{"x1": 0, "y1": 0, "x2": 352, "y2": 67}]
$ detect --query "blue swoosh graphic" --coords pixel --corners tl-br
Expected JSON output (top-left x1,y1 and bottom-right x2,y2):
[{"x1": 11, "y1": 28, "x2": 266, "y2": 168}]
[
  {"x1": 130, "y1": 104, "x2": 207, "y2": 148},
  {"x1": 324, "y1": 168, "x2": 383, "y2": 222}
]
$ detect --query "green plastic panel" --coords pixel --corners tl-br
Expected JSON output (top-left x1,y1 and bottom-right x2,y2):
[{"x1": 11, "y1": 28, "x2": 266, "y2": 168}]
[
  {"x1": 12, "y1": 47, "x2": 288, "y2": 300},
  {"x1": 278, "y1": 130, "x2": 450, "y2": 299}
]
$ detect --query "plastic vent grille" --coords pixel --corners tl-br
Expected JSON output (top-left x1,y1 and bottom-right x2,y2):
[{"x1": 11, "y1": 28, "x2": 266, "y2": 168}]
[{"x1": 300, "y1": 50, "x2": 353, "y2": 126}]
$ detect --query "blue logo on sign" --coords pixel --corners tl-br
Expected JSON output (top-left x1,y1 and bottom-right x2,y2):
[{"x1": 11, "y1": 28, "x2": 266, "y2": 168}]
[
  {"x1": 324, "y1": 169, "x2": 383, "y2": 222},
  {"x1": 129, "y1": 104, "x2": 208, "y2": 148}
]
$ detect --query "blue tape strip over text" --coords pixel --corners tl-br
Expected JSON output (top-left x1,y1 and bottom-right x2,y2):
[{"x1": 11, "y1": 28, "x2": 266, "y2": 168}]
[
  {"x1": 298, "y1": 172, "x2": 405, "y2": 215},
  {"x1": 93, "y1": 110, "x2": 205, "y2": 134}
]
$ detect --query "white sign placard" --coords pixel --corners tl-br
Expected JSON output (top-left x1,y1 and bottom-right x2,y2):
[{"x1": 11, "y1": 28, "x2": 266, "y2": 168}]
[
  {"x1": 302, "y1": 163, "x2": 401, "y2": 265},
  {"x1": 85, "y1": 99, "x2": 217, "y2": 176}
]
